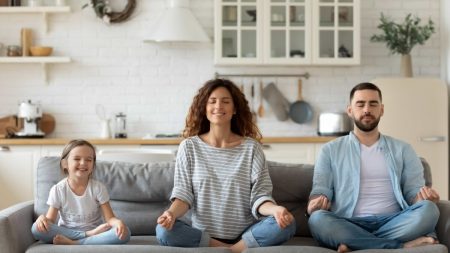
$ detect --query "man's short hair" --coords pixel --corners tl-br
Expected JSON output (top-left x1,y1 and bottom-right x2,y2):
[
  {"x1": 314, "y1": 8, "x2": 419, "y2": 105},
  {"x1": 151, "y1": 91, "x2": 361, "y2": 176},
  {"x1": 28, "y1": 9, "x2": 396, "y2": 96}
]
[{"x1": 350, "y1": 82, "x2": 382, "y2": 102}]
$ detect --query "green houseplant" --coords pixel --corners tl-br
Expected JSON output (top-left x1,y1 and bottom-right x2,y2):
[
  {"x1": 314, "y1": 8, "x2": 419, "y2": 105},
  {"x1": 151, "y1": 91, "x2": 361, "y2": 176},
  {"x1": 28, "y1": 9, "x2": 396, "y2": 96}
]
[{"x1": 370, "y1": 13, "x2": 435, "y2": 77}]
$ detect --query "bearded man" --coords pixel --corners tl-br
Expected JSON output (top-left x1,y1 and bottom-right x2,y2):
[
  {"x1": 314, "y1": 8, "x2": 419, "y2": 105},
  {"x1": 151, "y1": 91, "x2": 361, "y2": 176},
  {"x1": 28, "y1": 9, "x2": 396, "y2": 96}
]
[{"x1": 307, "y1": 82, "x2": 440, "y2": 252}]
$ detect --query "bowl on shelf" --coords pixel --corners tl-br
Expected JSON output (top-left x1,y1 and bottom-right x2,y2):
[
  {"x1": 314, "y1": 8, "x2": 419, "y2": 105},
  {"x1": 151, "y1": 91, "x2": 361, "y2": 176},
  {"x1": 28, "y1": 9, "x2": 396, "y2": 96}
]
[{"x1": 29, "y1": 46, "x2": 53, "y2": 57}]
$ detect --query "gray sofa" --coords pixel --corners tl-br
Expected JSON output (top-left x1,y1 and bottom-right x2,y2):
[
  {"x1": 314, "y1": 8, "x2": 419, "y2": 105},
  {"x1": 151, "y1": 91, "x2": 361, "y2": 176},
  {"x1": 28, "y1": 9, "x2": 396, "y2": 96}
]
[{"x1": 0, "y1": 156, "x2": 449, "y2": 253}]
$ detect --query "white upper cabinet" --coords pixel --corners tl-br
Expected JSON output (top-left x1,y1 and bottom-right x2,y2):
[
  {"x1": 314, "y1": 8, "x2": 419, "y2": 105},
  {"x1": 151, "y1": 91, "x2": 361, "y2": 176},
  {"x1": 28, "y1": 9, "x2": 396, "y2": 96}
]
[
  {"x1": 214, "y1": 0, "x2": 360, "y2": 66},
  {"x1": 312, "y1": 0, "x2": 360, "y2": 65}
]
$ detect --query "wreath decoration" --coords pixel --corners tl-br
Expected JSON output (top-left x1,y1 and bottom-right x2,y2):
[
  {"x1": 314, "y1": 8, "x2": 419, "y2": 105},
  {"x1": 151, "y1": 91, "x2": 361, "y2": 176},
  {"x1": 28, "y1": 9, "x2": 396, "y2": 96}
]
[{"x1": 82, "y1": 0, "x2": 136, "y2": 24}]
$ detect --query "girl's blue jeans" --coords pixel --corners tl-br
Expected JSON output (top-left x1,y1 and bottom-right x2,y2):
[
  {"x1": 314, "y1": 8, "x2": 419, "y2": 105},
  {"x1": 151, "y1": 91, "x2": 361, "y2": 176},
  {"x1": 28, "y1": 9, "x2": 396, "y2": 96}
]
[
  {"x1": 31, "y1": 222, "x2": 130, "y2": 245},
  {"x1": 156, "y1": 216, "x2": 296, "y2": 248},
  {"x1": 308, "y1": 200, "x2": 439, "y2": 250}
]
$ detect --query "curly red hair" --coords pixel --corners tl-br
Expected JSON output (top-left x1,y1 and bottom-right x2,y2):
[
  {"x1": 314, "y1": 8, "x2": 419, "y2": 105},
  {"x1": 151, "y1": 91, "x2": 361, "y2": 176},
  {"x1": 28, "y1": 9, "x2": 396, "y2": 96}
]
[{"x1": 183, "y1": 79, "x2": 262, "y2": 141}]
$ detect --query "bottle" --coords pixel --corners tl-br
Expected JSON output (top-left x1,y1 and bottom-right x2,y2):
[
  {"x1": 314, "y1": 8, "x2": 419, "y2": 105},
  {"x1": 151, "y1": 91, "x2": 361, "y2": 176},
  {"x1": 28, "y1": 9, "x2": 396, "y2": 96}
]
[{"x1": 114, "y1": 112, "x2": 127, "y2": 138}]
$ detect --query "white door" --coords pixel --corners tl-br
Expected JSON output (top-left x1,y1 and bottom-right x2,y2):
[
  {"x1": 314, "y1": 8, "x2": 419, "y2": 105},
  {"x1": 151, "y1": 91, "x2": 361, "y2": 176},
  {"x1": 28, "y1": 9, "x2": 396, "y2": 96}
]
[{"x1": 373, "y1": 78, "x2": 449, "y2": 200}]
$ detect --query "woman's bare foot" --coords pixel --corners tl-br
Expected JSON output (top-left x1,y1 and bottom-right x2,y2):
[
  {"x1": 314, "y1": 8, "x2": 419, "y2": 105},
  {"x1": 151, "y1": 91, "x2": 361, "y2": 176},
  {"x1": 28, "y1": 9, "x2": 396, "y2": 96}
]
[
  {"x1": 53, "y1": 234, "x2": 77, "y2": 245},
  {"x1": 86, "y1": 223, "x2": 111, "y2": 237},
  {"x1": 404, "y1": 236, "x2": 437, "y2": 248},
  {"x1": 337, "y1": 244, "x2": 351, "y2": 253},
  {"x1": 209, "y1": 238, "x2": 232, "y2": 247}
]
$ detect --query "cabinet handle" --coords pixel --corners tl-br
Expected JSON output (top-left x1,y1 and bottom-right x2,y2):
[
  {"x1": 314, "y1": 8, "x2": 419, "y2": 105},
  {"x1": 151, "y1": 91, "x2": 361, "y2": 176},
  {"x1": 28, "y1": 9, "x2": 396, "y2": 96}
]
[
  {"x1": 419, "y1": 136, "x2": 446, "y2": 142},
  {"x1": 262, "y1": 144, "x2": 271, "y2": 149},
  {"x1": 0, "y1": 146, "x2": 11, "y2": 152}
]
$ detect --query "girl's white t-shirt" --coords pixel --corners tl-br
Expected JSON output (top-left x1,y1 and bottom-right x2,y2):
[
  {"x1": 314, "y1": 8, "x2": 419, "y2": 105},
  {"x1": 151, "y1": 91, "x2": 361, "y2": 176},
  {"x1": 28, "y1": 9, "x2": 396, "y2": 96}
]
[{"x1": 47, "y1": 178, "x2": 110, "y2": 231}]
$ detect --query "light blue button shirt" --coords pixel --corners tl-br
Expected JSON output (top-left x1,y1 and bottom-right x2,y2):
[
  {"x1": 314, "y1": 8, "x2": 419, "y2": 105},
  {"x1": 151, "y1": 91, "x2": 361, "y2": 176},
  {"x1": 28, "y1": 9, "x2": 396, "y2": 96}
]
[{"x1": 310, "y1": 132, "x2": 424, "y2": 218}]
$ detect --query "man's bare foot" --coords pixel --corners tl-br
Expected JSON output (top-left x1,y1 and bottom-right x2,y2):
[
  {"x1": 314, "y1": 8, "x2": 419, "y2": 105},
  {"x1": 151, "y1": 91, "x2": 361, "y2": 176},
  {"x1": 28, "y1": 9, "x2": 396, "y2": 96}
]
[
  {"x1": 53, "y1": 234, "x2": 77, "y2": 245},
  {"x1": 86, "y1": 223, "x2": 111, "y2": 237},
  {"x1": 337, "y1": 244, "x2": 351, "y2": 253},
  {"x1": 404, "y1": 236, "x2": 437, "y2": 248}
]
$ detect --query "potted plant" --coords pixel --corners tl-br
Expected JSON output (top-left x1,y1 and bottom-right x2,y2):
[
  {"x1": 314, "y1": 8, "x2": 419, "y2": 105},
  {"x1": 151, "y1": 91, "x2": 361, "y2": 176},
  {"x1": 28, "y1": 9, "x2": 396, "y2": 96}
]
[{"x1": 370, "y1": 13, "x2": 435, "y2": 77}]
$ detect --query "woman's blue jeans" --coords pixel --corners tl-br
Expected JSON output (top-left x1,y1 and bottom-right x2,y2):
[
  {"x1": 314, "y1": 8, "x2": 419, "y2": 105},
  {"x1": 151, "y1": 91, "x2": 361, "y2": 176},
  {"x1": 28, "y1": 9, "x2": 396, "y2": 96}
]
[
  {"x1": 156, "y1": 216, "x2": 296, "y2": 248},
  {"x1": 308, "y1": 200, "x2": 439, "y2": 250},
  {"x1": 31, "y1": 222, "x2": 130, "y2": 245}
]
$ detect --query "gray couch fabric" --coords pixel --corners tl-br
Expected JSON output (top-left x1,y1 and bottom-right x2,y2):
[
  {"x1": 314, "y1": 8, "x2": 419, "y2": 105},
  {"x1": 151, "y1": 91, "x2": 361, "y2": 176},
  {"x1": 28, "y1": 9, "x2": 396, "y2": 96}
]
[{"x1": 0, "y1": 156, "x2": 446, "y2": 253}]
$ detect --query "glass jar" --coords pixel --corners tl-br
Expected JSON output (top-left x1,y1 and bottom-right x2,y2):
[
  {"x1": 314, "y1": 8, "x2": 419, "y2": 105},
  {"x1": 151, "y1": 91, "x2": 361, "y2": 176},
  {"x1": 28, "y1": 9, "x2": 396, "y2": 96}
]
[
  {"x1": 114, "y1": 112, "x2": 127, "y2": 138},
  {"x1": 7, "y1": 45, "x2": 22, "y2": 57}
]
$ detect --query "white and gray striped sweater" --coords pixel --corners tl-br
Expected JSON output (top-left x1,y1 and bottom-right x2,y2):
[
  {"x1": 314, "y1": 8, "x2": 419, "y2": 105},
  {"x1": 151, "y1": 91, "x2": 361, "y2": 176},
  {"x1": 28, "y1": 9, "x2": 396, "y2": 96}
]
[{"x1": 171, "y1": 136, "x2": 275, "y2": 239}]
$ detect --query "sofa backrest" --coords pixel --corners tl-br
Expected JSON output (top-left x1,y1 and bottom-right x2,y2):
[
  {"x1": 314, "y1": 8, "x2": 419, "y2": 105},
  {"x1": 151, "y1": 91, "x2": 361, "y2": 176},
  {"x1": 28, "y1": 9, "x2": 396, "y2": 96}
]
[{"x1": 34, "y1": 156, "x2": 432, "y2": 237}]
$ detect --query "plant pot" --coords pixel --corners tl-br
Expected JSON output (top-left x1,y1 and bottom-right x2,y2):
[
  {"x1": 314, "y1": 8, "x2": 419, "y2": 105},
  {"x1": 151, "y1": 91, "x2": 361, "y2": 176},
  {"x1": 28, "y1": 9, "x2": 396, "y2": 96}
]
[{"x1": 400, "y1": 54, "x2": 413, "y2": 77}]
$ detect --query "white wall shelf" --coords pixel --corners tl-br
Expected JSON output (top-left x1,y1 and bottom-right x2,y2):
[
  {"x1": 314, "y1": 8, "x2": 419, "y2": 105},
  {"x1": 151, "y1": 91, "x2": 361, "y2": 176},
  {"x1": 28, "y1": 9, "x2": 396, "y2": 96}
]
[
  {"x1": 0, "y1": 6, "x2": 71, "y2": 32},
  {"x1": 0, "y1": 56, "x2": 71, "y2": 84}
]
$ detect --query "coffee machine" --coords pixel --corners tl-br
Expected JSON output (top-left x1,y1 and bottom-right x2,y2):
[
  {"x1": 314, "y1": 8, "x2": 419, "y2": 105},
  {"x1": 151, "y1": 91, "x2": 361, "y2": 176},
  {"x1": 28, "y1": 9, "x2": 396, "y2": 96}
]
[{"x1": 14, "y1": 100, "x2": 45, "y2": 138}]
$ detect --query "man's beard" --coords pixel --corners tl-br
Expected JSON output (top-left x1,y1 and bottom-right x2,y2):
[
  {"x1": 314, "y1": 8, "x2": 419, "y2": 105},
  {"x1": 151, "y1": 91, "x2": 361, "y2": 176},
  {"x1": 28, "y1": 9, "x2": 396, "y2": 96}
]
[{"x1": 354, "y1": 115, "x2": 380, "y2": 132}]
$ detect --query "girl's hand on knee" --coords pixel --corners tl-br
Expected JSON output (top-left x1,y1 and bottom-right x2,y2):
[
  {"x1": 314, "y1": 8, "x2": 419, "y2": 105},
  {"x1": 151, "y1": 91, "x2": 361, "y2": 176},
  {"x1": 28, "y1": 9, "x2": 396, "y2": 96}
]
[
  {"x1": 36, "y1": 215, "x2": 51, "y2": 233},
  {"x1": 272, "y1": 206, "x2": 294, "y2": 229},
  {"x1": 157, "y1": 210, "x2": 175, "y2": 230},
  {"x1": 115, "y1": 220, "x2": 127, "y2": 240}
]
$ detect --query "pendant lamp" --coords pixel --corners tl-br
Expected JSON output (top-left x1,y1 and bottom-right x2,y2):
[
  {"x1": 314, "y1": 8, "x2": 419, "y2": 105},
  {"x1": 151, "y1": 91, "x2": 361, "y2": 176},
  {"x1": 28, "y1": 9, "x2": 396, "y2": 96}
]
[{"x1": 144, "y1": 0, "x2": 210, "y2": 43}]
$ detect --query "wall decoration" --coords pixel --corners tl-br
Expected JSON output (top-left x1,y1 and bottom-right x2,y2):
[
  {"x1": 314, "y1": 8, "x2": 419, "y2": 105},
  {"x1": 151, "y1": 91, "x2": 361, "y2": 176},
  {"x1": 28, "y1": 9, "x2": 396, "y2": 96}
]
[{"x1": 83, "y1": 0, "x2": 136, "y2": 24}]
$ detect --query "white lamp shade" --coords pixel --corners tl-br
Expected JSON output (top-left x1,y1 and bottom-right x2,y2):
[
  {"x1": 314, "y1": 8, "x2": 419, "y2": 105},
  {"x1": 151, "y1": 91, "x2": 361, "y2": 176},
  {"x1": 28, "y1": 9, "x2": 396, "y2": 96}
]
[{"x1": 144, "y1": 0, "x2": 210, "y2": 43}]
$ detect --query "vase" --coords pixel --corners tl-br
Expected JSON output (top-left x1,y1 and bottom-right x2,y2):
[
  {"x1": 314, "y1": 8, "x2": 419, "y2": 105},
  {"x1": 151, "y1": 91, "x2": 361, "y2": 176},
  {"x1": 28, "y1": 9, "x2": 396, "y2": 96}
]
[{"x1": 400, "y1": 54, "x2": 413, "y2": 77}]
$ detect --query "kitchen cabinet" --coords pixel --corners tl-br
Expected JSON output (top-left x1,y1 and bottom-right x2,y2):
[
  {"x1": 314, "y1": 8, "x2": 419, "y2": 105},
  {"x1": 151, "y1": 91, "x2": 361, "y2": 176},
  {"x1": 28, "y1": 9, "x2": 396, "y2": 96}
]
[
  {"x1": 214, "y1": 0, "x2": 359, "y2": 65},
  {"x1": 263, "y1": 143, "x2": 321, "y2": 164},
  {"x1": 0, "y1": 145, "x2": 40, "y2": 210}
]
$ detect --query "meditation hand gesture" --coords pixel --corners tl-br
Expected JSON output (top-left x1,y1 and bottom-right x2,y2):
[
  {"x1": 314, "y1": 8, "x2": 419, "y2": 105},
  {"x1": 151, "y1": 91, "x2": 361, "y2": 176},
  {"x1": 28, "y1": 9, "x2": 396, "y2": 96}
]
[
  {"x1": 414, "y1": 186, "x2": 440, "y2": 204},
  {"x1": 157, "y1": 210, "x2": 176, "y2": 230},
  {"x1": 272, "y1": 206, "x2": 295, "y2": 229},
  {"x1": 307, "y1": 195, "x2": 331, "y2": 216},
  {"x1": 115, "y1": 220, "x2": 128, "y2": 240},
  {"x1": 35, "y1": 214, "x2": 52, "y2": 233}
]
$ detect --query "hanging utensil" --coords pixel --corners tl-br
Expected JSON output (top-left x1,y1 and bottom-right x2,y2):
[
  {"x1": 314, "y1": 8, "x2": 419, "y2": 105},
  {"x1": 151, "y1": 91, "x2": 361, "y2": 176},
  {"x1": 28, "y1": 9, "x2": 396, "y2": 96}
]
[
  {"x1": 289, "y1": 78, "x2": 313, "y2": 124},
  {"x1": 257, "y1": 80, "x2": 264, "y2": 117},
  {"x1": 250, "y1": 80, "x2": 257, "y2": 122},
  {"x1": 263, "y1": 82, "x2": 290, "y2": 121}
]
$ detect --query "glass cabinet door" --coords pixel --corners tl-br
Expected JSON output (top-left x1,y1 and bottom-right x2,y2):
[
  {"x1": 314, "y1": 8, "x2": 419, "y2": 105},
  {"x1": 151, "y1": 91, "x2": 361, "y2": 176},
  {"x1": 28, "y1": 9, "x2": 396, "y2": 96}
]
[
  {"x1": 313, "y1": 0, "x2": 360, "y2": 64},
  {"x1": 216, "y1": 0, "x2": 261, "y2": 64},
  {"x1": 264, "y1": 0, "x2": 311, "y2": 64}
]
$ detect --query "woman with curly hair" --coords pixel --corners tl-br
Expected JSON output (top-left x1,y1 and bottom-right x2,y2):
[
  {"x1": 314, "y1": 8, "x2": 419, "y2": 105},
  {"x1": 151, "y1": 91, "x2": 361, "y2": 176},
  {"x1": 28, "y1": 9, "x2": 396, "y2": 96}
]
[{"x1": 156, "y1": 79, "x2": 296, "y2": 253}]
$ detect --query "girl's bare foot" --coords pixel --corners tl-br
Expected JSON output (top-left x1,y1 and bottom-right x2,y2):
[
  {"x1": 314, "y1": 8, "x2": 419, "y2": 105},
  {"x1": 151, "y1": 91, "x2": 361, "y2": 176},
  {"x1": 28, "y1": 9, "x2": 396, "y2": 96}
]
[
  {"x1": 404, "y1": 236, "x2": 437, "y2": 248},
  {"x1": 337, "y1": 244, "x2": 351, "y2": 253},
  {"x1": 53, "y1": 234, "x2": 77, "y2": 245},
  {"x1": 86, "y1": 223, "x2": 111, "y2": 237}
]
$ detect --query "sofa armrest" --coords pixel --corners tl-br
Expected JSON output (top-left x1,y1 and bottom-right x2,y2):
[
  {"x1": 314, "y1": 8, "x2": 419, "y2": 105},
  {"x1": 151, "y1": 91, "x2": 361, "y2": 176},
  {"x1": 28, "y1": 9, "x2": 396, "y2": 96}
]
[
  {"x1": 436, "y1": 200, "x2": 450, "y2": 249},
  {"x1": 0, "y1": 201, "x2": 35, "y2": 253}
]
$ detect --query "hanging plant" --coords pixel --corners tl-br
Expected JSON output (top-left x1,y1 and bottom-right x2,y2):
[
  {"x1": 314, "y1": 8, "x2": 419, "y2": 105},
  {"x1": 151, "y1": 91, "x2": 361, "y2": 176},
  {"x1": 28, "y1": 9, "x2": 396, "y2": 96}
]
[{"x1": 82, "y1": 0, "x2": 137, "y2": 24}]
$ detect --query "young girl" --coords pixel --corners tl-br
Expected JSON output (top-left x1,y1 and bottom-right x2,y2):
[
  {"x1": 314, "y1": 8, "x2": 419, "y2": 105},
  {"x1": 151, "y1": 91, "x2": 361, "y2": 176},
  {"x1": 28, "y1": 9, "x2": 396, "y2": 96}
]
[
  {"x1": 31, "y1": 139, "x2": 130, "y2": 245},
  {"x1": 156, "y1": 79, "x2": 296, "y2": 253}
]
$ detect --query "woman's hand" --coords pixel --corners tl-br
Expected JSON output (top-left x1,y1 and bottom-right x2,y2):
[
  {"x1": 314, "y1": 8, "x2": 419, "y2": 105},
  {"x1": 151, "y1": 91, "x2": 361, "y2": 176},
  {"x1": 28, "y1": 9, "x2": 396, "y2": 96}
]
[
  {"x1": 115, "y1": 220, "x2": 128, "y2": 240},
  {"x1": 35, "y1": 214, "x2": 51, "y2": 233},
  {"x1": 157, "y1": 210, "x2": 176, "y2": 230},
  {"x1": 272, "y1": 206, "x2": 294, "y2": 229}
]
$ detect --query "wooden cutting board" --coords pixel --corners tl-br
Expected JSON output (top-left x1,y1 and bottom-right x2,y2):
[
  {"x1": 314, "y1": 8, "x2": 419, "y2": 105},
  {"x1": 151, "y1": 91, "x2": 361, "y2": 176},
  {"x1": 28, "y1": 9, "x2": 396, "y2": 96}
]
[{"x1": 0, "y1": 114, "x2": 55, "y2": 137}]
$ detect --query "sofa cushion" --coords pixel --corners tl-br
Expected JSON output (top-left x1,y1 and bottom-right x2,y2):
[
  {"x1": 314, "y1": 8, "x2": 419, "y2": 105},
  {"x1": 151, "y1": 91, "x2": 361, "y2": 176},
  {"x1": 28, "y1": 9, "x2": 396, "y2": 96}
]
[{"x1": 268, "y1": 161, "x2": 314, "y2": 237}]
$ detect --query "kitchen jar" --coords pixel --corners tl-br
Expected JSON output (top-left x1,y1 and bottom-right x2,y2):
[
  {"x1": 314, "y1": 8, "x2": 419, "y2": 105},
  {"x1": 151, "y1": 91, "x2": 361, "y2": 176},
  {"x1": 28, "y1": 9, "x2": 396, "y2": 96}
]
[
  {"x1": 7, "y1": 45, "x2": 22, "y2": 57},
  {"x1": 27, "y1": 0, "x2": 42, "y2": 7},
  {"x1": 114, "y1": 112, "x2": 127, "y2": 138}
]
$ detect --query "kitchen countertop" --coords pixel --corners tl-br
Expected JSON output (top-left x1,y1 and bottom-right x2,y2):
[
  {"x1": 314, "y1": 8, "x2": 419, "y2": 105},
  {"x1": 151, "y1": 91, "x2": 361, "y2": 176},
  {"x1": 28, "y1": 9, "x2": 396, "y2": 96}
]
[{"x1": 0, "y1": 136, "x2": 336, "y2": 145}]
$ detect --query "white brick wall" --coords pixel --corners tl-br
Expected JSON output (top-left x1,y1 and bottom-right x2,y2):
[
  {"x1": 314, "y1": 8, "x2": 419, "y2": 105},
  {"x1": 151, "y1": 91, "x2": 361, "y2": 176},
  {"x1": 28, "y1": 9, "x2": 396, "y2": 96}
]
[{"x1": 0, "y1": 0, "x2": 441, "y2": 138}]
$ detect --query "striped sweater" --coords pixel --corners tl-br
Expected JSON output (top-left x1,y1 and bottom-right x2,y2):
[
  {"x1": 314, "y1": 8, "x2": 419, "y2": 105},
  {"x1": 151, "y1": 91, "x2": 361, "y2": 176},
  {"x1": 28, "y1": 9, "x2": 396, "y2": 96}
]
[{"x1": 171, "y1": 136, "x2": 275, "y2": 239}]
